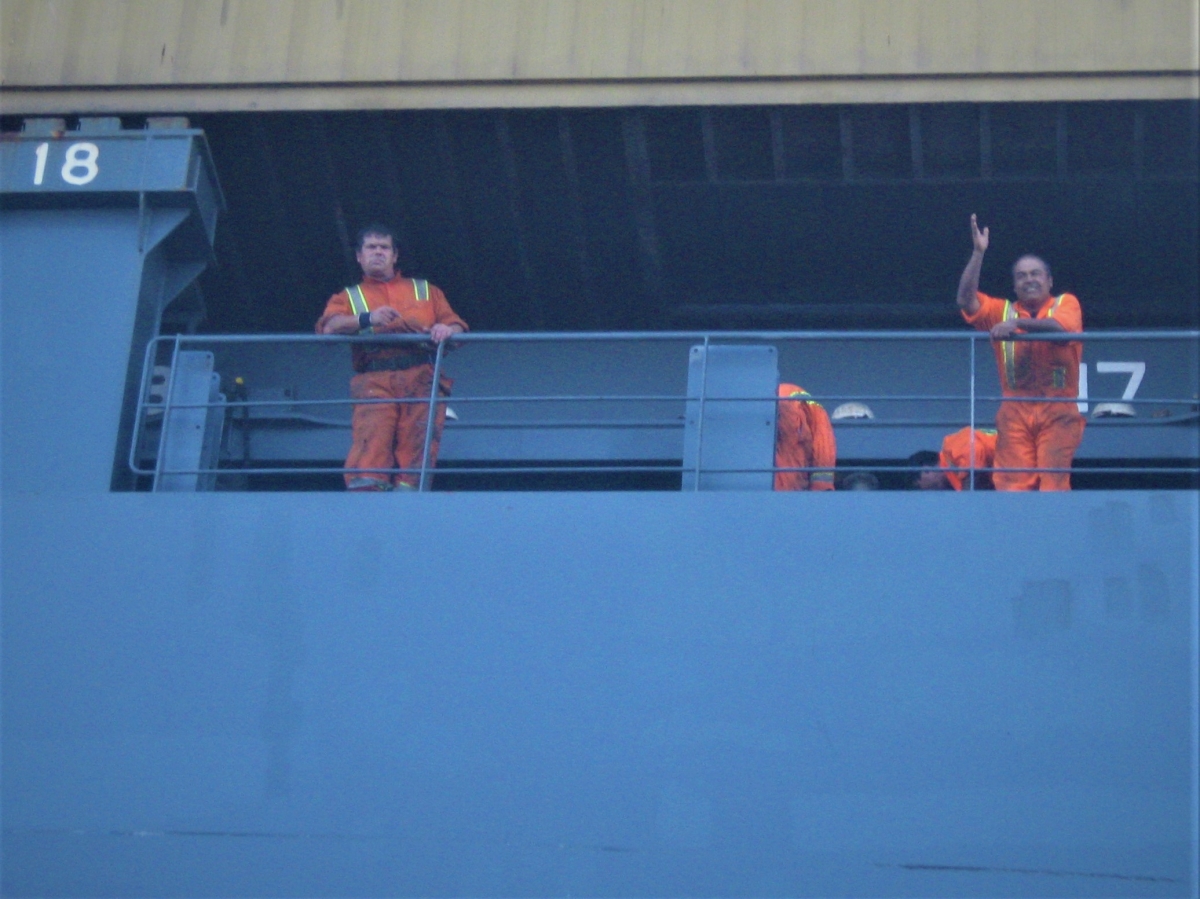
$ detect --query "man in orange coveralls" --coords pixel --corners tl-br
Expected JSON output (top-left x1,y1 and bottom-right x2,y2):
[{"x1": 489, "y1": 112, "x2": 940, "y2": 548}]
[
  {"x1": 910, "y1": 427, "x2": 998, "y2": 490},
  {"x1": 774, "y1": 384, "x2": 836, "y2": 491},
  {"x1": 317, "y1": 225, "x2": 468, "y2": 491},
  {"x1": 956, "y1": 215, "x2": 1085, "y2": 490}
]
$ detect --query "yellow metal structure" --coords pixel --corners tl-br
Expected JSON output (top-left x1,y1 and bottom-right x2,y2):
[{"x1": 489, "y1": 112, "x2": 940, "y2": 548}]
[{"x1": 2, "y1": 0, "x2": 1197, "y2": 111}]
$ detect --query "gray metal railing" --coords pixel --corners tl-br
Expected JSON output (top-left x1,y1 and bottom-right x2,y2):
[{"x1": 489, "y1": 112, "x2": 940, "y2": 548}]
[{"x1": 130, "y1": 329, "x2": 1200, "y2": 490}]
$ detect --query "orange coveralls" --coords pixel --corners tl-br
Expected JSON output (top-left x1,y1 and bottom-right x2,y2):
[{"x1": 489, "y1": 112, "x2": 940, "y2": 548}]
[
  {"x1": 939, "y1": 427, "x2": 998, "y2": 491},
  {"x1": 317, "y1": 274, "x2": 468, "y2": 490},
  {"x1": 774, "y1": 384, "x2": 836, "y2": 491},
  {"x1": 963, "y1": 292, "x2": 1085, "y2": 491}
]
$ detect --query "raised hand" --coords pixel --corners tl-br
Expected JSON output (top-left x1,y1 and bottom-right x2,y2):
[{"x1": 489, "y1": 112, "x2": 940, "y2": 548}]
[{"x1": 970, "y1": 214, "x2": 989, "y2": 254}]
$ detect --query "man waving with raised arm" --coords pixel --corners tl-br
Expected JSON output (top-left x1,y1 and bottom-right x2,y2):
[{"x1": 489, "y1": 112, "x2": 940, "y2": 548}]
[{"x1": 956, "y1": 215, "x2": 1085, "y2": 491}]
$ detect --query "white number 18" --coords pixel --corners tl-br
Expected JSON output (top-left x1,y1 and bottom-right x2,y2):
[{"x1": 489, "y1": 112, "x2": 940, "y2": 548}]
[{"x1": 32, "y1": 141, "x2": 100, "y2": 187}]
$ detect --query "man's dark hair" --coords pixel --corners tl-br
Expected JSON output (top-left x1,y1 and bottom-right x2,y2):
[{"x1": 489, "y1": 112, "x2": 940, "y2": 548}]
[
  {"x1": 907, "y1": 450, "x2": 940, "y2": 468},
  {"x1": 356, "y1": 223, "x2": 398, "y2": 251},
  {"x1": 1012, "y1": 254, "x2": 1052, "y2": 278},
  {"x1": 906, "y1": 450, "x2": 941, "y2": 487}
]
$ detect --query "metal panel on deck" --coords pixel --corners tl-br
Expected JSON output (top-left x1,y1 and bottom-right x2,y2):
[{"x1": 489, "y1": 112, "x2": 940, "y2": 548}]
[
  {"x1": 682, "y1": 344, "x2": 777, "y2": 490},
  {"x1": 155, "y1": 350, "x2": 225, "y2": 492}
]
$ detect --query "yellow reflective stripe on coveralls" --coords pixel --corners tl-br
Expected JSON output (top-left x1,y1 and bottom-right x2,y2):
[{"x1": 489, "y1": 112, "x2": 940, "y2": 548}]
[
  {"x1": 345, "y1": 285, "x2": 370, "y2": 316},
  {"x1": 1046, "y1": 295, "x2": 1066, "y2": 387},
  {"x1": 1001, "y1": 300, "x2": 1017, "y2": 389},
  {"x1": 346, "y1": 281, "x2": 428, "y2": 311},
  {"x1": 788, "y1": 388, "x2": 820, "y2": 406},
  {"x1": 1000, "y1": 296, "x2": 1064, "y2": 389}
]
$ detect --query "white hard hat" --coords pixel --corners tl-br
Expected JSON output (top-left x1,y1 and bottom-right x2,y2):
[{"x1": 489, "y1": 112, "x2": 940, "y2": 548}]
[
  {"x1": 444, "y1": 407, "x2": 459, "y2": 421},
  {"x1": 1092, "y1": 402, "x2": 1136, "y2": 418},
  {"x1": 832, "y1": 402, "x2": 875, "y2": 420}
]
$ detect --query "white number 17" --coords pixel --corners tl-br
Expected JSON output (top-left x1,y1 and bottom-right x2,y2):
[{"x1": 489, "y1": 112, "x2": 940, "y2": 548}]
[{"x1": 1077, "y1": 361, "x2": 1146, "y2": 413}]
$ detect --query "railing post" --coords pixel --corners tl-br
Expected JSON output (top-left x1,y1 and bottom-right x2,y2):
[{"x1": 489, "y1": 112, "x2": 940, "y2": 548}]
[
  {"x1": 968, "y1": 335, "x2": 977, "y2": 491},
  {"x1": 694, "y1": 334, "x2": 711, "y2": 491},
  {"x1": 418, "y1": 341, "x2": 447, "y2": 492},
  {"x1": 128, "y1": 335, "x2": 160, "y2": 476},
  {"x1": 153, "y1": 334, "x2": 183, "y2": 488}
]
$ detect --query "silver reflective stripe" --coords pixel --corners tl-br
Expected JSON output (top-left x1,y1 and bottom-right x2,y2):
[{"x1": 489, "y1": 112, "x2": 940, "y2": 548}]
[{"x1": 413, "y1": 278, "x2": 429, "y2": 301}]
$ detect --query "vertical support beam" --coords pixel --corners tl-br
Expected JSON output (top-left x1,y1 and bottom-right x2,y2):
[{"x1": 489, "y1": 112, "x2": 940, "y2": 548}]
[
  {"x1": 249, "y1": 116, "x2": 308, "y2": 308},
  {"x1": 494, "y1": 111, "x2": 543, "y2": 329},
  {"x1": 839, "y1": 108, "x2": 855, "y2": 181},
  {"x1": 1132, "y1": 103, "x2": 1146, "y2": 242},
  {"x1": 621, "y1": 110, "x2": 667, "y2": 326},
  {"x1": 195, "y1": 119, "x2": 255, "y2": 316},
  {"x1": 1055, "y1": 103, "x2": 1068, "y2": 177},
  {"x1": 1132, "y1": 104, "x2": 1145, "y2": 180},
  {"x1": 433, "y1": 112, "x2": 482, "y2": 320},
  {"x1": 557, "y1": 111, "x2": 601, "y2": 329},
  {"x1": 979, "y1": 105, "x2": 993, "y2": 179},
  {"x1": 309, "y1": 114, "x2": 358, "y2": 283},
  {"x1": 217, "y1": 231, "x2": 255, "y2": 319},
  {"x1": 769, "y1": 108, "x2": 786, "y2": 182},
  {"x1": 908, "y1": 105, "x2": 924, "y2": 179},
  {"x1": 1189, "y1": 100, "x2": 1200, "y2": 169},
  {"x1": 701, "y1": 109, "x2": 719, "y2": 182},
  {"x1": 369, "y1": 121, "x2": 416, "y2": 269}
]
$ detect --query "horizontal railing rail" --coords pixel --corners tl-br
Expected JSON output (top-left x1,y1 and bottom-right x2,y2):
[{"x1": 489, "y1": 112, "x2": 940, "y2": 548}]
[{"x1": 131, "y1": 329, "x2": 1200, "y2": 490}]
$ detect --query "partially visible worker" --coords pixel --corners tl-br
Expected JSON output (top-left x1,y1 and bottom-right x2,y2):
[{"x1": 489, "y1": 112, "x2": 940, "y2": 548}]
[
  {"x1": 317, "y1": 224, "x2": 468, "y2": 491},
  {"x1": 909, "y1": 427, "x2": 998, "y2": 490},
  {"x1": 956, "y1": 215, "x2": 1085, "y2": 491},
  {"x1": 774, "y1": 384, "x2": 836, "y2": 491},
  {"x1": 839, "y1": 471, "x2": 880, "y2": 491}
]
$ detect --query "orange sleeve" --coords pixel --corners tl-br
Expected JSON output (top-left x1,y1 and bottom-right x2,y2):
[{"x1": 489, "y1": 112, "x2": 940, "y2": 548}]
[
  {"x1": 775, "y1": 394, "x2": 812, "y2": 457},
  {"x1": 939, "y1": 427, "x2": 971, "y2": 490},
  {"x1": 1049, "y1": 293, "x2": 1082, "y2": 333},
  {"x1": 315, "y1": 289, "x2": 353, "y2": 334},
  {"x1": 961, "y1": 292, "x2": 1006, "y2": 332},
  {"x1": 940, "y1": 428, "x2": 996, "y2": 491},
  {"x1": 939, "y1": 427, "x2": 971, "y2": 466},
  {"x1": 808, "y1": 401, "x2": 837, "y2": 490},
  {"x1": 430, "y1": 284, "x2": 469, "y2": 333}
]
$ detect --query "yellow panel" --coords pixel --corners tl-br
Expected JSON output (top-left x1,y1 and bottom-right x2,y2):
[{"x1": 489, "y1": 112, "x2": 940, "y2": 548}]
[
  {"x1": 59, "y1": 2, "x2": 124, "y2": 84},
  {"x1": 114, "y1": 1, "x2": 187, "y2": 84},
  {"x1": 3, "y1": 0, "x2": 1198, "y2": 87},
  {"x1": 171, "y1": 0, "x2": 235, "y2": 82},
  {"x1": 1, "y1": 0, "x2": 73, "y2": 85},
  {"x1": 226, "y1": 0, "x2": 297, "y2": 83}
]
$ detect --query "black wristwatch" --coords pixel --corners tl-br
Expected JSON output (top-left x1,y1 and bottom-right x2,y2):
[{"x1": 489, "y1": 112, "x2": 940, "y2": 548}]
[{"x1": 358, "y1": 311, "x2": 372, "y2": 331}]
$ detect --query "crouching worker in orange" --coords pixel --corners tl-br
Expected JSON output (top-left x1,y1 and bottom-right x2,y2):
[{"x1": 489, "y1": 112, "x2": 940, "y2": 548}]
[
  {"x1": 909, "y1": 427, "x2": 998, "y2": 490},
  {"x1": 956, "y1": 215, "x2": 1085, "y2": 491},
  {"x1": 774, "y1": 384, "x2": 836, "y2": 491},
  {"x1": 317, "y1": 224, "x2": 468, "y2": 491}
]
